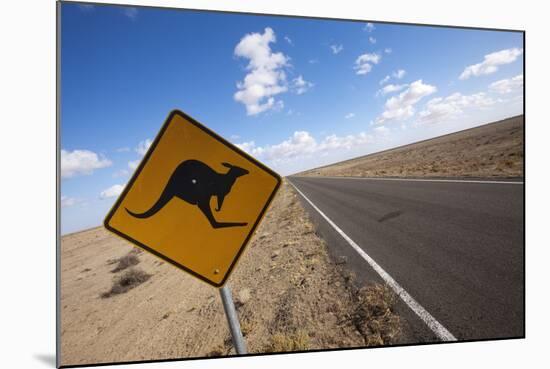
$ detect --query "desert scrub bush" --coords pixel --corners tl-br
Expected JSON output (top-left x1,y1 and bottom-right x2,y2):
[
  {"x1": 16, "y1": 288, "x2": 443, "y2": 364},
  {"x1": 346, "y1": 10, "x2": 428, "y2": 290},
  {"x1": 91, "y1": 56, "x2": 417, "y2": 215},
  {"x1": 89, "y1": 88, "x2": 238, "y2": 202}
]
[
  {"x1": 264, "y1": 330, "x2": 310, "y2": 352},
  {"x1": 101, "y1": 267, "x2": 151, "y2": 298},
  {"x1": 349, "y1": 283, "x2": 401, "y2": 346},
  {"x1": 110, "y1": 251, "x2": 140, "y2": 273},
  {"x1": 129, "y1": 247, "x2": 143, "y2": 255}
]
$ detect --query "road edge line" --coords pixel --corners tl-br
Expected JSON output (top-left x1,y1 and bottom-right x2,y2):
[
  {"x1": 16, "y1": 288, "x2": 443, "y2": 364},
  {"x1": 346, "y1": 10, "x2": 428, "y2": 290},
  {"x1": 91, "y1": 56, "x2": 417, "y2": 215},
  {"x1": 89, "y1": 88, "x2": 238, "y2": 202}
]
[
  {"x1": 293, "y1": 176, "x2": 523, "y2": 185},
  {"x1": 288, "y1": 180, "x2": 457, "y2": 342}
]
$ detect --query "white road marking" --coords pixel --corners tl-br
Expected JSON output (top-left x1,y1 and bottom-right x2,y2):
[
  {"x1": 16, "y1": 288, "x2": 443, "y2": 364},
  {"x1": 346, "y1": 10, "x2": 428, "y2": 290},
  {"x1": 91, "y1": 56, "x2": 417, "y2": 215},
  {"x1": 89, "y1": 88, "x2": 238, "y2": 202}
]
[
  {"x1": 295, "y1": 176, "x2": 523, "y2": 185},
  {"x1": 288, "y1": 180, "x2": 457, "y2": 342}
]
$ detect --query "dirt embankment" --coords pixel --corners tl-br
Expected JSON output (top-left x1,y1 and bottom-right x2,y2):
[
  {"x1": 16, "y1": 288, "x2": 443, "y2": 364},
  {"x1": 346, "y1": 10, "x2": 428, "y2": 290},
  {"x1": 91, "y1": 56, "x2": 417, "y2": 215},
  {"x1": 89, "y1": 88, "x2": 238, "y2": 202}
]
[
  {"x1": 60, "y1": 181, "x2": 401, "y2": 366},
  {"x1": 299, "y1": 115, "x2": 524, "y2": 178}
]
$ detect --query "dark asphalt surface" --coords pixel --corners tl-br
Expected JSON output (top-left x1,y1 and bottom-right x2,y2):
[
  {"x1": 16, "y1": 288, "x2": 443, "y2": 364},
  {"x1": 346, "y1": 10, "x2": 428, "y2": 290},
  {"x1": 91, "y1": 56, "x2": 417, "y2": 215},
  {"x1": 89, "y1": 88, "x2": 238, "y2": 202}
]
[{"x1": 289, "y1": 176, "x2": 524, "y2": 342}]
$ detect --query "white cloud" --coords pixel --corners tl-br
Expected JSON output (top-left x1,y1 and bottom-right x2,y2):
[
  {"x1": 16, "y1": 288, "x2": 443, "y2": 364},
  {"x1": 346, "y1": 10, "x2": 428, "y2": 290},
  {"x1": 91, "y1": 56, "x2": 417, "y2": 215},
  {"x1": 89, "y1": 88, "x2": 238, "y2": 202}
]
[
  {"x1": 345, "y1": 113, "x2": 355, "y2": 119},
  {"x1": 61, "y1": 149, "x2": 112, "y2": 178},
  {"x1": 393, "y1": 69, "x2": 406, "y2": 79},
  {"x1": 374, "y1": 126, "x2": 390, "y2": 135},
  {"x1": 380, "y1": 69, "x2": 407, "y2": 86},
  {"x1": 237, "y1": 131, "x2": 315, "y2": 161},
  {"x1": 364, "y1": 23, "x2": 375, "y2": 32},
  {"x1": 237, "y1": 130, "x2": 373, "y2": 164},
  {"x1": 127, "y1": 138, "x2": 152, "y2": 171},
  {"x1": 379, "y1": 75, "x2": 391, "y2": 85},
  {"x1": 235, "y1": 141, "x2": 258, "y2": 155},
  {"x1": 128, "y1": 160, "x2": 140, "y2": 170},
  {"x1": 122, "y1": 7, "x2": 138, "y2": 20},
  {"x1": 369, "y1": 37, "x2": 377, "y2": 44},
  {"x1": 318, "y1": 132, "x2": 373, "y2": 152},
  {"x1": 379, "y1": 69, "x2": 405, "y2": 85},
  {"x1": 100, "y1": 184, "x2": 124, "y2": 200},
  {"x1": 233, "y1": 28, "x2": 290, "y2": 116},
  {"x1": 61, "y1": 195, "x2": 78, "y2": 208},
  {"x1": 308, "y1": 59, "x2": 319, "y2": 64},
  {"x1": 135, "y1": 138, "x2": 152, "y2": 156},
  {"x1": 113, "y1": 169, "x2": 129, "y2": 178},
  {"x1": 378, "y1": 83, "x2": 408, "y2": 96},
  {"x1": 284, "y1": 36, "x2": 293, "y2": 45},
  {"x1": 116, "y1": 147, "x2": 130, "y2": 152},
  {"x1": 354, "y1": 52, "x2": 381, "y2": 75},
  {"x1": 489, "y1": 74, "x2": 523, "y2": 94},
  {"x1": 330, "y1": 44, "x2": 344, "y2": 54},
  {"x1": 384, "y1": 48, "x2": 392, "y2": 54},
  {"x1": 291, "y1": 75, "x2": 314, "y2": 95},
  {"x1": 374, "y1": 80, "x2": 437, "y2": 125},
  {"x1": 459, "y1": 48, "x2": 523, "y2": 80},
  {"x1": 418, "y1": 92, "x2": 496, "y2": 124}
]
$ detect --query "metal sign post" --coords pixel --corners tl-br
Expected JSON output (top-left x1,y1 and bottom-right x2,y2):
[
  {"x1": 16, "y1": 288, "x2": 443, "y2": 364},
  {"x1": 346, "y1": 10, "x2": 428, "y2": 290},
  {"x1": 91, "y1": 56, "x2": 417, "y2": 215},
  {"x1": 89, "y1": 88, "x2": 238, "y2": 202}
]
[{"x1": 219, "y1": 286, "x2": 247, "y2": 354}]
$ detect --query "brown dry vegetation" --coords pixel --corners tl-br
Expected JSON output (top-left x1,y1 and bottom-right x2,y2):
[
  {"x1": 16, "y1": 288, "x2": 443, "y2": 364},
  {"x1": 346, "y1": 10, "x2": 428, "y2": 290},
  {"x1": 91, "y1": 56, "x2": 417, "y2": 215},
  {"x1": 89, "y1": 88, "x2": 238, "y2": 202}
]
[
  {"x1": 101, "y1": 268, "x2": 152, "y2": 298},
  {"x1": 109, "y1": 250, "x2": 141, "y2": 273},
  {"x1": 60, "y1": 181, "x2": 402, "y2": 366},
  {"x1": 299, "y1": 116, "x2": 524, "y2": 178}
]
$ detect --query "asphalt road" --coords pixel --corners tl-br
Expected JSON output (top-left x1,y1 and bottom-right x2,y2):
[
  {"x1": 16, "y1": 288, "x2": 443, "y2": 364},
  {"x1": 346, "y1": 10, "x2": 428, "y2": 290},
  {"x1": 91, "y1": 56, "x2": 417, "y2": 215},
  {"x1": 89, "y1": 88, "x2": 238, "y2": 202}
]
[{"x1": 288, "y1": 176, "x2": 524, "y2": 343}]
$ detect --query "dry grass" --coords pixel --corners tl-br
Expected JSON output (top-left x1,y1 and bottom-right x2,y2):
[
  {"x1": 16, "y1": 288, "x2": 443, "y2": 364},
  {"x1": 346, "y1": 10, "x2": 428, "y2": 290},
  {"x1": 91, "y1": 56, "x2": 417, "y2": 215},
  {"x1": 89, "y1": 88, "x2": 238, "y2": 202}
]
[
  {"x1": 346, "y1": 284, "x2": 401, "y2": 346},
  {"x1": 110, "y1": 251, "x2": 140, "y2": 273},
  {"x1": 264, "y1": 331, "x2": 310, "y2": 352},
  {"x1": 101, "y1": 268, "x2": 151, "y2": 298}
]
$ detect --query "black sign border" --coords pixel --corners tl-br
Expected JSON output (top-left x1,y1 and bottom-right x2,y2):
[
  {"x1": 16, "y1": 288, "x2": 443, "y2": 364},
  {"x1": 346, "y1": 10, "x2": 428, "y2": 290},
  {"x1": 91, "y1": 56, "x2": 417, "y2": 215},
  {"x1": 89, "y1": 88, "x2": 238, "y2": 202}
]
[{"x1": 103, "y1": 109, "x2": 282, "y2": 288}]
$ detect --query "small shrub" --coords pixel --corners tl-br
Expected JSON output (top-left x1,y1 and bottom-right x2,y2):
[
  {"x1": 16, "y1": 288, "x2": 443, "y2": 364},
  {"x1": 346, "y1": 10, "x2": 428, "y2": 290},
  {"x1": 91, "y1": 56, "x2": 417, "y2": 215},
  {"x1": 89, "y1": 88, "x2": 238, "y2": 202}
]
[
  {"x1": 205, "y1": 348, "x2": 224, "y2": 357},
  {"x1": 239, "y1": 318, "x2": 254, "y2": 337},
  {"x1": 129, "y1": 247, "x2": 143, "y2": 255},
  {"x1": 350, "y1": 284, "x2": 401, "y2": 346},
  {"x1": 101, "y1": 268, "x2": 151, "y2": 298},
  {"x1": 111, "y1": 252, "x2": 140, "y2": 273},
  {"x1": 264, "y1": 330, "x2": 310, "y2": 352}
]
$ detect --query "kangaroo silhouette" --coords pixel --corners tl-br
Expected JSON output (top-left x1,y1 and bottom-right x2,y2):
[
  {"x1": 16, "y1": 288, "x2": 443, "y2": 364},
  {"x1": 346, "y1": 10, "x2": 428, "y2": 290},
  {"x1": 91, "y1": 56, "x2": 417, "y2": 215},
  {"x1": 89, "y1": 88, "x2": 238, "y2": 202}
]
[{"x1": 125, "y1": 160, "x2": 249, "y2": 229}]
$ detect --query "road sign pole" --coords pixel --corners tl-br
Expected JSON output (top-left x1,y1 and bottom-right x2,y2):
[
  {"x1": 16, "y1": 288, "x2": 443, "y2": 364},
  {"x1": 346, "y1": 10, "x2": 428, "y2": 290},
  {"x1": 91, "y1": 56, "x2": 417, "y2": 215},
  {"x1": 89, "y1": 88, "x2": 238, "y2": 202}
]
[{"x1": 219, "y1": 286, "x2": 247, "y2": 355}]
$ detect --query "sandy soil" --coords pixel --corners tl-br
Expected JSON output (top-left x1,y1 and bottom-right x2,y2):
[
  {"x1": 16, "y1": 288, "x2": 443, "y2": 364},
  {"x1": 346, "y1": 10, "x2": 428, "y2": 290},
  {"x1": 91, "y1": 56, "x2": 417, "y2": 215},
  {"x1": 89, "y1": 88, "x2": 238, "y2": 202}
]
[
  {"x1": 60, "y1": 181, "x2": 401, "y2": 366},
  {"x1": 299, "y1": 116, "x2": 524, "y2": 178}
]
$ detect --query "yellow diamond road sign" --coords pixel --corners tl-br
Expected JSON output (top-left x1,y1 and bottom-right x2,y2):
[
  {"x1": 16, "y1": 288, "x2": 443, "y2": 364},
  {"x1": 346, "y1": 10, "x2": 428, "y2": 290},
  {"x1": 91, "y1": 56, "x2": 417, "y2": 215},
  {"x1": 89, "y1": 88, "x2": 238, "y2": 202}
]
[{"x1": 104, "y1": 110, "x2": 281, "y2": 287}]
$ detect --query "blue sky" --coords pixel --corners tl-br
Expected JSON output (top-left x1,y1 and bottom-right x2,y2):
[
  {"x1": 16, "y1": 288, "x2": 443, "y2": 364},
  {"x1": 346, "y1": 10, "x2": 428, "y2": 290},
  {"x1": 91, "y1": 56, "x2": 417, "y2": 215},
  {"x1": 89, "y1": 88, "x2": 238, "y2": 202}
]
[{"x1": 60, "y1": 3, "x2": 524, "y2": 234}]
